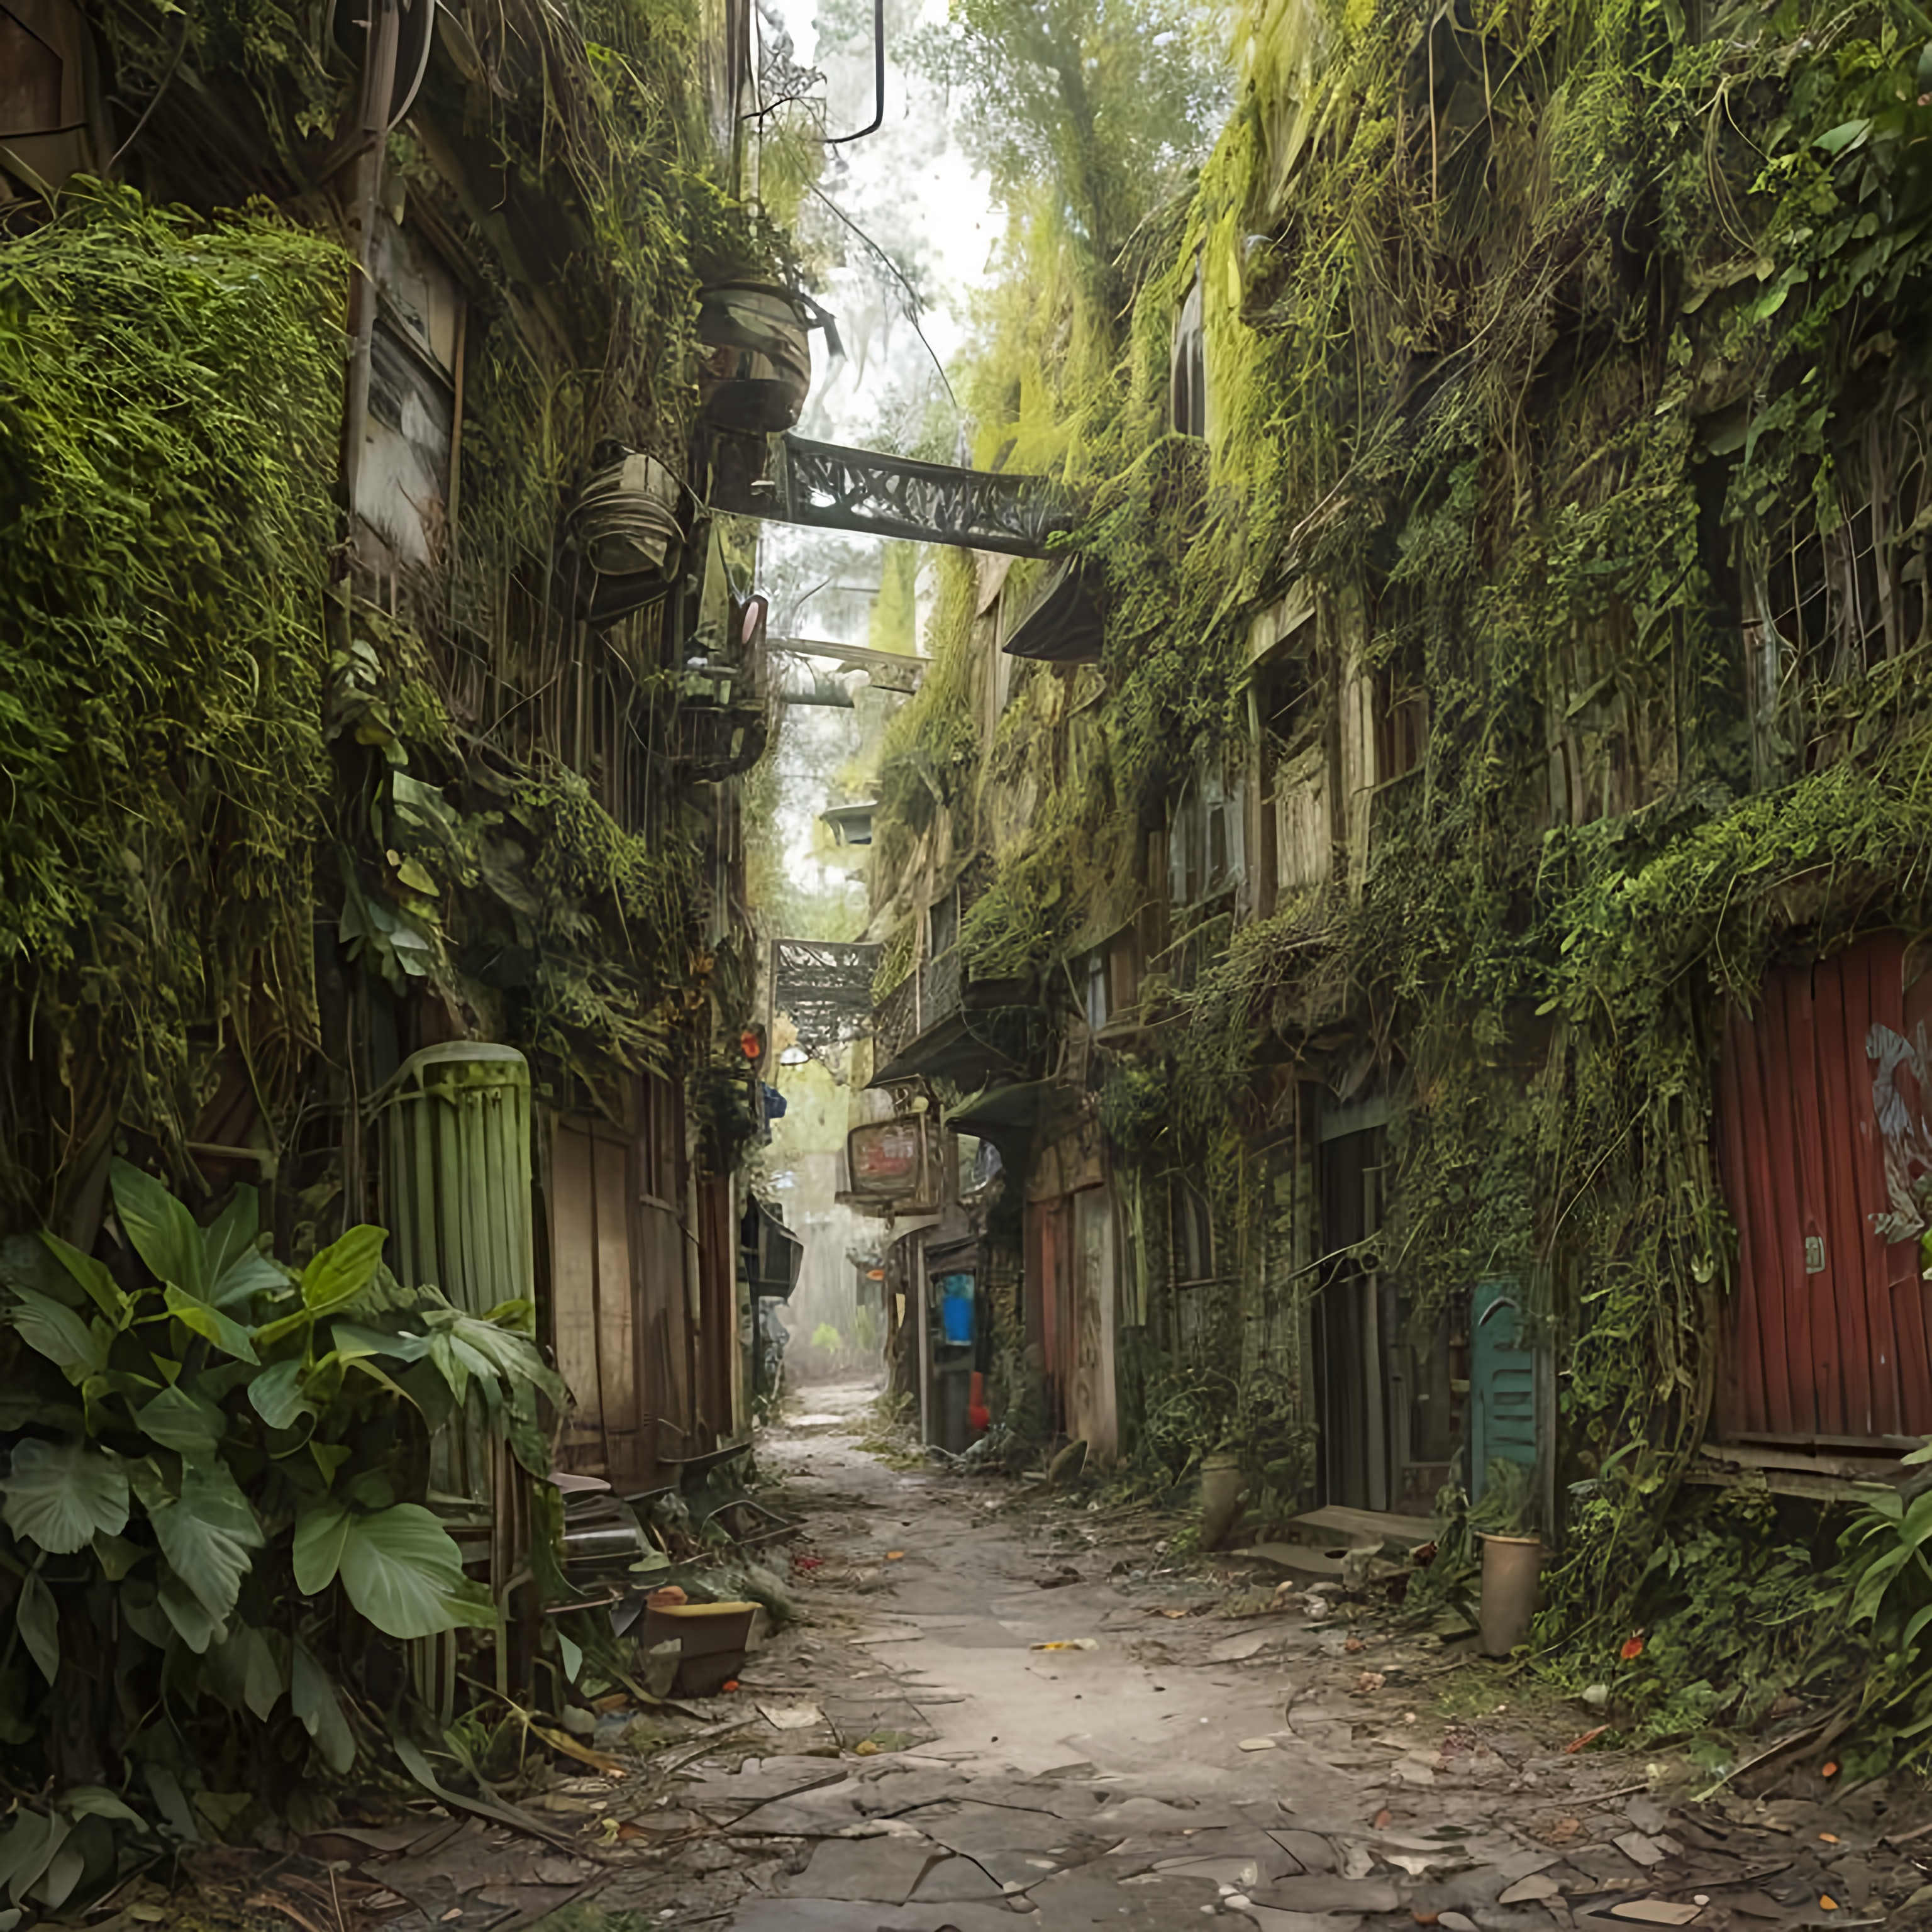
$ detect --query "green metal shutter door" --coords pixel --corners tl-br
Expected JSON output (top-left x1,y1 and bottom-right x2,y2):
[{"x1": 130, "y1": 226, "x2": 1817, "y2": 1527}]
[{"x1": 1471, "y1": 1276, "x2": 1537, "y2": 1501}]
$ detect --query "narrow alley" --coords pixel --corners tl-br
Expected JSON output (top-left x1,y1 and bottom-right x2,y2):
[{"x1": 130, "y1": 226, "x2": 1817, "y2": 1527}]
[
  {"x1": 303, "y1": 1384, "x2": 1932, "y2": 1932},
  {"x1": 18, "y1": 0, "x2": 1932, "y2": 1913}
]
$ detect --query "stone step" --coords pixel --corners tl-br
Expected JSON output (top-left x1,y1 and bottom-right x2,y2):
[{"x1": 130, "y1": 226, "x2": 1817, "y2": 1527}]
[
  {"x1": 1279, "y1": 1504, "x2": 1437, "y2": 1555},
  {"x1": 1231, "y1": 1543, "x2": 1350, "y2": 1579}
]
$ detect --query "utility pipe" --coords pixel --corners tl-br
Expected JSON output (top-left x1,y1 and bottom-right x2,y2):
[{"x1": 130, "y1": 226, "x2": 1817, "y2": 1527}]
[{"x1": 341, "y1": 0, "x2": 401, "y2": 520}]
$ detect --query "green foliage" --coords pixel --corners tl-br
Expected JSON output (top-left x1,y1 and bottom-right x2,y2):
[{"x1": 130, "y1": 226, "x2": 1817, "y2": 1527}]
[
  {"x1": 0, "y1": 1160, "x2": 563, "y2": 1862},
  {"x1": 867, "y1": 0, "x2": 1932, "y2": 1755},
  {"x1": 0, "y1": 185, "x2": 345, "y2": 1202},
  {"x1": 1468, "y1": 1458, "x2": 1536, "y2": 1539},
  {"x1": 907, "y1": 0, "x2": 1229, "y2": 301},
  {"x1": 1533, "y1": 1489, "x2": 1848, "y2": 1757}
]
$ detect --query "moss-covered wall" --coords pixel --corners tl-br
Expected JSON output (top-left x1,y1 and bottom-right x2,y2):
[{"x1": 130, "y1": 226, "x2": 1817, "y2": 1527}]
[
  {"x1": 0, "y1": 188, "x2": 347, "y2": 1229},
  {"x1": 868, "y1": 0, "x2": 1932, "y2": 1660},
  {"x1": 1, "y1": 0, "x2": 799, "y2": 1239}
]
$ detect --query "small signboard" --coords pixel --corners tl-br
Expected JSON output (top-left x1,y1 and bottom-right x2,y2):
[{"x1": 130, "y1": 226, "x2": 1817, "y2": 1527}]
[{"x1": 847, "y1": 1118, "x2": 930, "y2": 1200}]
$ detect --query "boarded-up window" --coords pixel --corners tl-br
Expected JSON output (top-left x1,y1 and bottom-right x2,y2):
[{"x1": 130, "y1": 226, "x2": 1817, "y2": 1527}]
[
  {"x1": 1373, "y1": 664, "x2": 1428, "y2": 782},
  {"x1": 355, "y1": 215, "x2": 464, "y2": 573},
  {"x1": 1745, "y1": 434, "x2": 1931, "y2": 778},
  {"x1": 1170, "y1": 774, "x2": 1245, "y2": 906},
  {"x1": 1083, "y1": 928, "x2": 1140, "y2": 1030}
]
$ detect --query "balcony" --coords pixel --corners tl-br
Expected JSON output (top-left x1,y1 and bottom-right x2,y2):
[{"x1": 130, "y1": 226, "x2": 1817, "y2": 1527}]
[{"x1": 869, "y1": 948, "x2": 1033, "y2": 1089}]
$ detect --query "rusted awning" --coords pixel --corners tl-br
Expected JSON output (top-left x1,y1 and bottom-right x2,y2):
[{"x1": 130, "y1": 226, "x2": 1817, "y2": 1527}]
[{"x1": 1004, "y1": 562, "x2": 1105, "y2": 663}]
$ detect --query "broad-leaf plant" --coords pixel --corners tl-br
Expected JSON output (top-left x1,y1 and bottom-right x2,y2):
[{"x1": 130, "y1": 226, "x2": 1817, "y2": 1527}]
[{"x1": 0, "y1": 1160, "x2": 563, "y2": 1918}]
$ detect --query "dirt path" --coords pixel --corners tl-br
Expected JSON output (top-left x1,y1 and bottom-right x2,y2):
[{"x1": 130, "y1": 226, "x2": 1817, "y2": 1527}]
[{"x1": 549, "y1": 1384, "x2": 1932, "y2": 1931}]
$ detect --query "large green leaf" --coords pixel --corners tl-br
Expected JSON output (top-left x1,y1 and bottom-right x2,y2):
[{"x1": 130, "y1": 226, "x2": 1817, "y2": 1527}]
[
  {"x1": 206, "y1": 1625, "x2": 285, "y2": 1721},
  {"x1": 109, "y1": 1160, "x2": 205, "y2": 1298},
  {"x1": 92, "y1": 1531, "x2": 146, "y2": 1580},
  {"x1": 300, "y1": 1226, "x2": 388, "y2": 1319},
  {"x1": 0, "y1": 1389, "x2": 84, "y2": 1435},
  {"x1": 155, "y1": 1568, "x2": 225, "y2": 1653},
  {"x1": 163, "y1": 1284, "x2": 258, "y2": 1363},
  {"x1": 0, "y1": 1809, "x2": 67, "y2": 1906},
  {"x1": 133, "y1": 1385, "x2": 226, "y2": 1463},
  {"x1": 1, "y1": 1439, "x2": 128, "y2": 1554},
  {"x1": 147, "y1": 1461, "x2": 262, "y2": 1624},
  {"x1": 57, "y1": 1789, "x2": 145, "y2": 1828},
  {"x1": 203, "y1": 1188, "x2": 256, "y2": 1287},
  {"x1": 38, "y1": 1236, "x2": 128, "y2": 1326},
  {"x1": 16, "y1": 1570, "x2": 58, "y2": 1685},
  {"x1": 291, "y1": 1499, "x2": 352, "y2": 1596},
  {"x1": 118, "y1": 1579, "x2": 172, "y2": 1650},
  {"x1": 326, "y1": 1321, "x2": 430, "y2": 1362},
  {"x1": 3, "y1": 1287, "x2": 109, "y2": 1379},
  {"x1": 291, "y1": 1641, "x2": 356, "y2": 1774},
  {"x1": 204, "y1": 1189, "x2": 289, "y2": 1311},
  {"x1": 247, "y1": 1358, "x2": 316, "y2": 1432},
  {"x1": 293, "y1": 1500, "x2": 492, "y2": 1639}
]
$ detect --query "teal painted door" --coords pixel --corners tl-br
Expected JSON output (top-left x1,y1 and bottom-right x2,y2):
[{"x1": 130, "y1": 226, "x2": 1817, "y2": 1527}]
[{"x1": 1470, "y1": 1277, "x2": 1538, "y2": 1502}]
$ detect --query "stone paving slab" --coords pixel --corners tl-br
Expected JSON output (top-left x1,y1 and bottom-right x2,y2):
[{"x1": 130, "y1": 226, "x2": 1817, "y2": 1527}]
[{"x1": 776, "y1": 1834, "x2": 940, "y2": 1902}]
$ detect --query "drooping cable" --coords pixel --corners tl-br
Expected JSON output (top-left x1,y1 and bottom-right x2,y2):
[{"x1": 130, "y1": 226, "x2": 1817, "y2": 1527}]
[{"x1": 824, "y1": 0, "x2": 885, "y2": 144}]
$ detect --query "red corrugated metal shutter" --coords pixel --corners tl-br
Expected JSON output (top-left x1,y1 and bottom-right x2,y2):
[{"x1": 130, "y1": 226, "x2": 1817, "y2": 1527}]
[{"x1": 1718, "y1": 931, "x2": 1932, "y2": 1444}]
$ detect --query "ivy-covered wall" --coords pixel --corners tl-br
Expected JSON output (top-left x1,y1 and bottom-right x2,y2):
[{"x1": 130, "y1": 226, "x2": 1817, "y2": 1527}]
[
  {"x1": 869, "y1": 0, "x2": 1932, "y2": 1716},
  {"x1": 0, "y1": 189, "x2": 347, "y2": 1231},
  {"x1": 1, "y1": 0, "x2": 794, "y2": 1238}
]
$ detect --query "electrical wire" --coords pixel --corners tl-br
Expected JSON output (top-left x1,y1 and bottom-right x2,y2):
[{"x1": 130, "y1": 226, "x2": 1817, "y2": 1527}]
[{"x1": 824, "y1": 0, "x2": 886, "y2": 145}]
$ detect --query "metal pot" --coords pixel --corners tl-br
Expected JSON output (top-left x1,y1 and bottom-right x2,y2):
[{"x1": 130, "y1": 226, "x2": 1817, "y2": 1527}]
[{"x1": 696, "y1": 283, "x2": 841, "y2": 434}]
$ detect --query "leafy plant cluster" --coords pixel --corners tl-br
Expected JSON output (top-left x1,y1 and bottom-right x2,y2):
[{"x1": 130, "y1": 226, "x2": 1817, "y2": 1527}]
[
  {"x1": 0, "y1": 1160, "x2": 562, "y2": 1912},
  {"x1": 0, "y1": 186, "x2": 345, "y2": 1223}
]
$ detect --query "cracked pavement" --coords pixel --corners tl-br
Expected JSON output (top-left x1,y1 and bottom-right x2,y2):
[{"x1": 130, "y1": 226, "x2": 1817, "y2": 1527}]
[
  {"x1": 550, "y1": 1383, "x2": 1932, "y2": 1931},
  {"x1": 320, "y1": 1384, "x2": 1932, "y2": 1931}
]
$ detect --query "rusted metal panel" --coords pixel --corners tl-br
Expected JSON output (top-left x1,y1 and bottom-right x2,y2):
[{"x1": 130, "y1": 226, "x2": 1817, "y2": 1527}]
[{"x1": 1718, "y1": 931, "x2": 1932, "y2": 1443}]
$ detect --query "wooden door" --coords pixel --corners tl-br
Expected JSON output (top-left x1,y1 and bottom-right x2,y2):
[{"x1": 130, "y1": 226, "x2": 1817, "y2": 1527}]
[
  {"x1": 550, "y1": 1117, "x2": 643, "y2": 1482},
  {"x1": 1315, "y1": 1124, "x2": 1390, "y2": 1510}
]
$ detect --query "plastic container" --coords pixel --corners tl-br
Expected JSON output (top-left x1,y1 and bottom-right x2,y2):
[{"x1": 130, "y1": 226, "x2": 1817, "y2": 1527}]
[
  {"x1": 640, "y1": 1599, "x2": 757, "y2": 1697},
  {"x1": 1478, "y1": 1534, "x2": 1543, "y2": 1657}
]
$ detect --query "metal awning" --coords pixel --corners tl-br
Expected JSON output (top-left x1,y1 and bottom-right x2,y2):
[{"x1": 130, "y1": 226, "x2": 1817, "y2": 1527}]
[
  {"x1": 867, "y1": 1009, "x2": 1031, "y2": 1090},
  {"x1": 945, "y1": 1079, "x2": 1059, "y2": 1142},
  {"x1": 821, "y1": 801, "x2": 877, "y2": 846},
  {"x1": 1004, "y1": 562, "x2": 1105, "y2": 663},
  {"x1": 773, "y1": 936, "x2": 882, "y2": 1054}
]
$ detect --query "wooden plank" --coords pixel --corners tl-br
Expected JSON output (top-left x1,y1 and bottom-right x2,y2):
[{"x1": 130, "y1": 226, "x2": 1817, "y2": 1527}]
[
  {"x1": 550, "y1": 1123, "x2": 605, "y2": 1468},
  {"x1": 592, "y1": 1133, "x2": 639, "y2": 1439}
]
